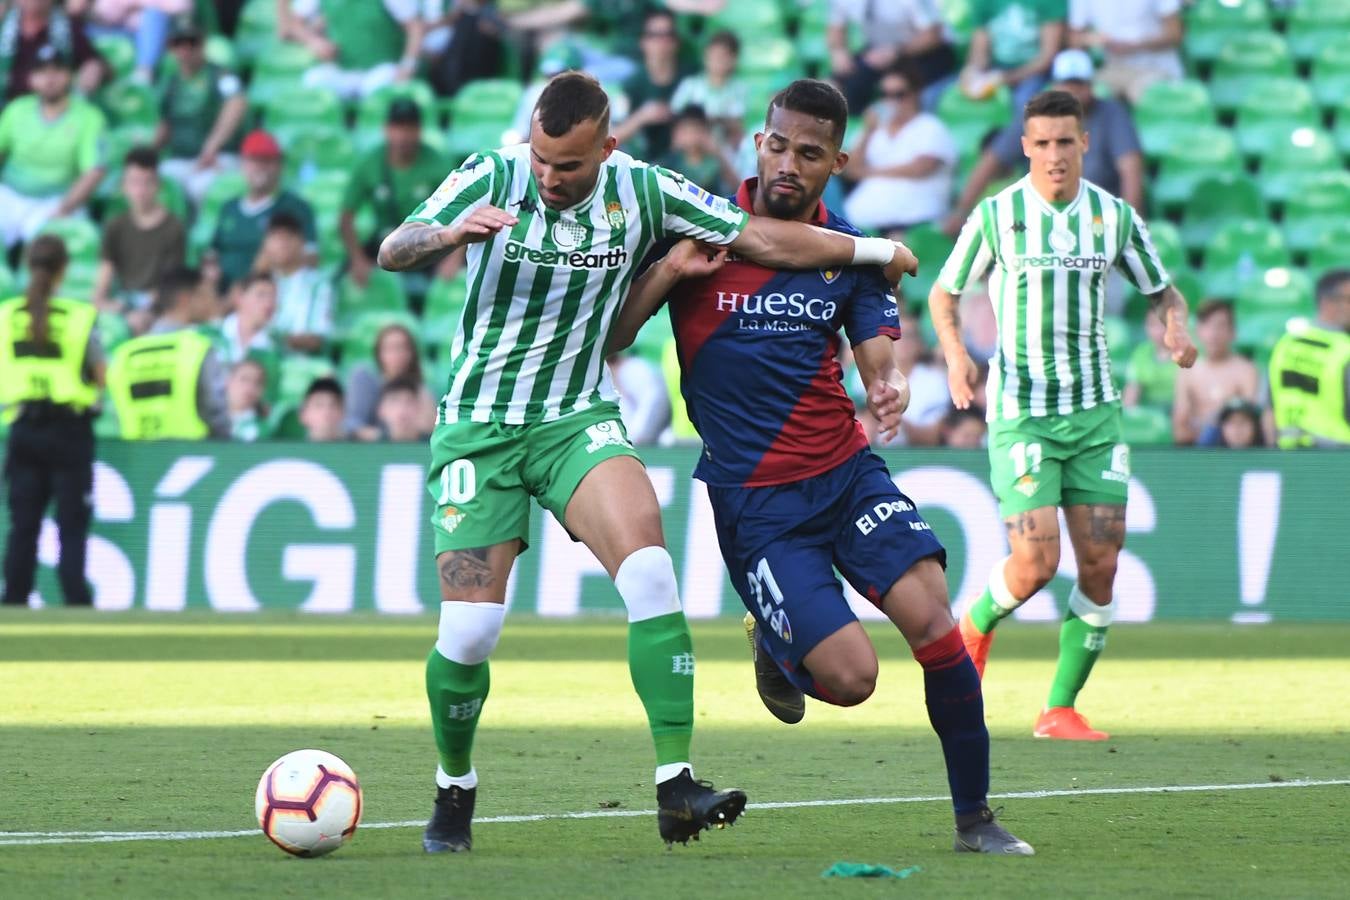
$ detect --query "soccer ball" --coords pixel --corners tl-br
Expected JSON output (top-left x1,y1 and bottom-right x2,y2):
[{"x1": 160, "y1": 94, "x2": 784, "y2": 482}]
[{"x1": 255, "y1": 749, "x2": 362, "y2": 857}]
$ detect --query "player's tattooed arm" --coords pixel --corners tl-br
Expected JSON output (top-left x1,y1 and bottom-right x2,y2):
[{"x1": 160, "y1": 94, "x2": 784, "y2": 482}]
[
  {"x1": 929, "y1": 284, "x2": 980, "y2": 410},
  {"x1": 378, "y1": 221, "x2": 458, "y2": 271}
]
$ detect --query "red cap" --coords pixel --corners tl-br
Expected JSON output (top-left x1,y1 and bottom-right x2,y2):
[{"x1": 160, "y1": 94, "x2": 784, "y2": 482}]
[{"x1": 240, "y1": 129, "x2": 282, "y2": 159}]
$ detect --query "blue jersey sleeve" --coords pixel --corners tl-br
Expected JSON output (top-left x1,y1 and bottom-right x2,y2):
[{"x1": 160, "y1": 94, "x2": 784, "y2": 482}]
[{"x1": 842, "y1": 265, "x2": 902, "y2": 347}]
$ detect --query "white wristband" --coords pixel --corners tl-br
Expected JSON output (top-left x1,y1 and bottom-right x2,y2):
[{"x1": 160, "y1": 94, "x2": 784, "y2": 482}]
[{"x1": 851, "y1": 236, "x2": 894, "y2": 266}]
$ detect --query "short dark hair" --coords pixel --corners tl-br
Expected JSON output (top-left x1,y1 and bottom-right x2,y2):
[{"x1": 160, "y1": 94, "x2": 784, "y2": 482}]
[
  {"x1": 882, "y1": 62, "x2": 925, "y2": 92},
  {"x1": 1196, "y1": 299, "x2": 1234, "y2": 324},
  {"x1": 379, "y1": 375, "x2": 420, "y2": 401},
  {"x1": 707, "y1": 29, "x2": 740, "y2": 56},
  {"x1": 673, "y1": 104, "x2": 710, "y2": 127},
  {"x1": 1024, "y1": 90, "x2": 1084, "y2": 124},
  {"x1": 154, "y1": 266, "x2": 202, "y2": 315},
  {"x1": 266, "y1": 211, "x2": 305, "y2": 236},
  {"x1": 237, "y1": 272, "x2": 275, "y2": 293},
  {"x1": 304, "y1": 377, "x2": 344, "y2": 403},
  {"x1": 642, "y1": 8, "x2": 677, "y2": 32},
  {"x1": 124, "y1": 146, "x2": 160, "y2": 171},
  {"x1": 534, "y1": 71, "x2": 611, "y2": 138},
  {"x1": 1316, "y1": 268, "x2": 1350, "y2": 304},
  {"x1": 766, "y1": 79, "x2": 849, "y2": 147}
]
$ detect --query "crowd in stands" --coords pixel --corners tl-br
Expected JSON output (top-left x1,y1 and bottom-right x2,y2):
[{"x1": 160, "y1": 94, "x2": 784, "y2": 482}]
[{"x1": 0, "y1": 0, "x2": 1346, "y2": 449}]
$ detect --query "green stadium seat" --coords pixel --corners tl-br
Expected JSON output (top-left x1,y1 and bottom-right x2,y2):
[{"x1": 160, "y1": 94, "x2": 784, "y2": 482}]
[
  {"x1": 277, "y1": 355, "x2": 338, "y2": 407},
  {"x1": 1202, "y1": 220, "x2": 1291, "y2": 300},
  {"x1": 1133, "y1": 79, "x2": 1215, "y2": 160},
  {"x1": 335, "y1": 268, "x2": 409, "y2": 332},
  {"x1": 1334, "y1": 93, "x2": 1350, "y2": 155},
  {"x1": 203, "y1": 34, "x2": 238, "y2": 71},
  {"x1": 1286, "y1": 0, "x2": 1350, "y2": 64},
  {"x1": 897, "y1": 223, "x2": 956, "y2": 306},
  {"x1": 235, "y1": 0, "x2": 282, "y2": 65},
  {"x1": 1178, "y1": 173, "x2": 1264, "y2": 254},
  {"x1": 299, "y1": 170, "x2": 349, "y2": 216},
  {"x1": 275, "y1": 123, "x2": 357, "y2": 182},
  {"x1": 1234, "y1": 308, "x2": 1291, "y2": 366},
  {"x1": 1282, "y1": 171, "x2": 1350, "y2": 255},
  {"x1": 1151, "y1": 125, "x2": 1240, "y2": 211},
  {"x1": 1184, "y1": 0, "x2": 1273, "y2": 66},
  {"x1": 261, "y1": 85, "x2": 343, "y2": 131},
  {"x1": 1104, "y1": 314, "x2": 1134, "y2": 374},
  {"x1": 446, "y1": 120, "x2": 516, "y2": 167},
  {"x1": 1145, "y1": 220, "x2": 1187, "y2": 275},
  {"x1": 93, "y1": 33, "x2": 135, "y2": 81},
  {"x1": 449, "y1": 78, "x2": 524, "y2": 126},
  {"x1": 421, "y1": 274, "x2": 469, "y2": 351},
  {"x1": 339, "y1": 309, "x2": 421, "y2": 365},
  {"x1": 704, "y1": 0, "x2": 786, "y2": 38},
  {"x1": 1307, "y1": 222, "x2": 1350, "y2": 279},
  {"x1": 1232, "y1": 78, "x2": 1318, "y2": 160},
  {"x1": 357, "y1": 81, "x2": 438, "y2": 132},
  {"x1": 1208, "y1": 32, "x2": 1293, "y2": 114},
  {"x1": 1235, "y1": 267, "x2": 1314, "y2": 317},
  {"x1": 740, "y1": 36, "x2": 802, "y2": 78},
  {"x1": 1119, "y1": 405, "x2": 1171, "y2": 446},
  {"x1": 936, "y1": 83, "x2": 1012, "y2": 159},
  {"x1": 1256, "y1": 127, "x2": 1340, "y2": 207},
  {"x1": 1310, "y1": 36, "x2": 1350, "y2": 112},
  {"x1": 36, "y1": 218, "x2": 100, "y2": 262},
  {"x1": 98, "y1": 81, "x2": 159, "y2": 129}
]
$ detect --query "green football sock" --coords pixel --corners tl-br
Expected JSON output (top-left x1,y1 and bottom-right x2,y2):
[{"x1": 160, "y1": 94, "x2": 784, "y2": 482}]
[
  {"x1": 627, "y1": 611, "x2": 695, "y2": 767},
  {"x1": 425, "y1": 649, "x2": 489, "y2": 777},
  {"x1": 1046, "y1": 588, "x2": 1112, "y2": 708}
]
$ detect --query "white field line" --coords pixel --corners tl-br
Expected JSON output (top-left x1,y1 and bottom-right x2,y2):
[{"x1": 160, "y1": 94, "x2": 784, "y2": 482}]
[{"x1": 2, "y1": 778, "x2": 1346, "y2": 847}]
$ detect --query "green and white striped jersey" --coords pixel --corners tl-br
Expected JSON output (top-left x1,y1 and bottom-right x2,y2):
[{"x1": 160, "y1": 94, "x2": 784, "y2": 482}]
[
  {"x1": 407, "y1": 144, "x2": 749, "y2": 424},
  {"x1": 937, "y1": 176, "x2": 1170, "y2": 421}
]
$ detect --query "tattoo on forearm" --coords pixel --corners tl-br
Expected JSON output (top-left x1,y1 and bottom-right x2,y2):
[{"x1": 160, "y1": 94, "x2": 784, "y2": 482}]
[
  {"x1": 1148, "y1": 286, "x2": 1183, "y2": 319},
  {"x1": 933, "y1": 296, "x2": 962, "y2": 343},
  {"x1": 1004, "y1": 512, "x2": 1059, "y2": 544},
  {"x1": 381, "y1": 224, "x2": 448, "y2": 271},
  {"x1": 1085, "y1": 505, "x2": 1126, "y2": 547},
  {"x1": 438, "y1": 548, "x2": 494, "y2": 593}
]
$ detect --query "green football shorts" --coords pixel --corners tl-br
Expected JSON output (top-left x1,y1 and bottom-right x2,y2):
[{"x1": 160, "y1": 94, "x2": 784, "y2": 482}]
[
  {"x1": 426, "y1": 402, "x2": 641, "y2": 555},
  {"x1": 986, "y1": 401, "x2": 1130, "y2": 518}
]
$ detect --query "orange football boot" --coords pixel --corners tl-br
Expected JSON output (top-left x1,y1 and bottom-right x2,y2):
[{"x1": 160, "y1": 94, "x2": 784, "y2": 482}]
[
  {"x1": 958, "y1": 611, "x2": 995, "y2": 680},
  {"x1": 1033, "y1": 706, "x2": 1109, "y2": 741}
]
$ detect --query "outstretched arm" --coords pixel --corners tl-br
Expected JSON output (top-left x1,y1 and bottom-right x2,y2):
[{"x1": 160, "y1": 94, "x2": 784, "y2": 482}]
[{"x1": 729, "y1": 217, "x2": 917, "y2": 283}]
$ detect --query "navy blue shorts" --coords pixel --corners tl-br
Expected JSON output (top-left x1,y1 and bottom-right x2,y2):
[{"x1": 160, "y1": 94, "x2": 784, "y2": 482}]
[{"x1": 707, "y1": 449, "x2": 946, "y2": 678}]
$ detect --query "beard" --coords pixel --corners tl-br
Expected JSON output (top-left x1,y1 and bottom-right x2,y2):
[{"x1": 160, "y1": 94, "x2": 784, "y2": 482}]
[{"x1": 759, "y1": 181, "x2": 815, "y2": 220}]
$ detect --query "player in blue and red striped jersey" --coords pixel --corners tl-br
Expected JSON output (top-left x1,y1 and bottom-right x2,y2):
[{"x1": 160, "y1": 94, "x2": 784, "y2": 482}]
[{"x1": 610, "y1": 79, "x2": 1033, "y2": 855}]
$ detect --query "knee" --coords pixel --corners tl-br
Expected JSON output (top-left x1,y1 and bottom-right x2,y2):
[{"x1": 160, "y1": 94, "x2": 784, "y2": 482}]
[
  {"x1": 435, "y1": 601, "x2": 506, "y2": 664},
  {"x1": 614, "y1": 545, "x2": 681, "y2": 622},
  {"x1": 818, "y1": 660, "x2": 878, "y2": 707},
  {"x1": 1006, "y1": 552, "x2": 1058, "y2": 596},
  {"x1": 1077, "y1": 556, "x2": 1119, "y2": 600}
]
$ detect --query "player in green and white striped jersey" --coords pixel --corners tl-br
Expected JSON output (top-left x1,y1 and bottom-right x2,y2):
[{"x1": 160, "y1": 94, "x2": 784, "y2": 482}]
[
  {"x1": 928, "y1": 90, "x2": 1197, "y2": 743},
  {"x1": 377, "y1": 71, "x2": 917, "y2": 853}
]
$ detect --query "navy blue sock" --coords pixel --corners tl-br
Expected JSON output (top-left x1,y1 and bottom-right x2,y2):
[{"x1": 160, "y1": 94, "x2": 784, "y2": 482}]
[{"x1": 913, "y1": 626, "x2": 990, "y2": 816}]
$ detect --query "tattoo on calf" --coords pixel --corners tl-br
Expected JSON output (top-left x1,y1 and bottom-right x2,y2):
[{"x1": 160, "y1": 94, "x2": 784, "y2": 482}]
[
  {"x1": 439, "y1": 548, "x2": 494, "y2": 592},
  {"x1": 1085, "y1": 505, "x2": 1127, "y2": 546}
]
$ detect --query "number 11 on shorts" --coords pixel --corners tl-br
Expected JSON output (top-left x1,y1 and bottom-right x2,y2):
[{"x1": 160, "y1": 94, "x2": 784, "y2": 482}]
[{"x1": 1010, "y1": 441, "x2": 1043, "y2": 477}]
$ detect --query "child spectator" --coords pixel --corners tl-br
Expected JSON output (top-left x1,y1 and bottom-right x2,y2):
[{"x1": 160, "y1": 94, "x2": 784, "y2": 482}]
[
  {"x1": 1172, "y1": 301, "x2": 1260, "y2": 446},
  {"x1": 344, "y1": 322, "x2": 438, "y2": 440},
  {"x1": 256, "y1": 212, "x2": 333, "y2": 354},
  {"x1": 658, "y1": 107, "x2": 736, "y2": 198},
  {"x1": 226, "y1": 357, "x2": 270, "y2": 442},
  {"x1": 1216, "y1": 398, "x2": 1264, "y2": 449},
  {"x1": 939, "y1": 405, "x2": 988, "y2": 448},
  {"x1": 376, "y1": 375, "x2": 431, "y2": 442},
  {"x1": 299, "y1": 376, "x2": 348, "y2": 442}
]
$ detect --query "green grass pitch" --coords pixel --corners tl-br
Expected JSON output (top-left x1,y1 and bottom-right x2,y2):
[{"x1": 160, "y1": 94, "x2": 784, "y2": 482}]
[{"x1": 2, "y1": 613, "x2": 1348, "y2": 898}]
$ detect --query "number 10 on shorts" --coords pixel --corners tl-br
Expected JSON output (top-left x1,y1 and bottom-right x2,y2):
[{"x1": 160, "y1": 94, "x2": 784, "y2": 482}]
[{"x1": 438, "y1": 459, "x2": 477, "y2": 505}]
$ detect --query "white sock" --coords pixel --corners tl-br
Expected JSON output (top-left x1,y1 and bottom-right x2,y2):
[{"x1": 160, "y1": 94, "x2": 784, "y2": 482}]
[
  {"x1": 1068, "y1": 583, "x2": 1114, "y2": 628},
  {"x1": 989, "y1": 556, "x2": 1023, "y2": 610},
  {"x1": 435, "y1": 600, "x2": 505, "y2": 664},
  {"x1": 436, "y1": 765, "x2": 479, "y2": 790},
  {"x1": 655, "y1": 762, "x2": 692, "y2": 785},
  {"x1": 613, "y1": 545, "x2": 683, "y2": 623}
]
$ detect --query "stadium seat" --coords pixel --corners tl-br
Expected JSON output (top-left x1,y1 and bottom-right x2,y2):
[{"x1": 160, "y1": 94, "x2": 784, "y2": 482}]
[
  {"x1": 1133, "y1": 80, "x2": 1215, "y2": 160},
  {"x1": 1234, "y1": 308, "x2": 1290, "y2": 368},
  {"x1": 1145, "y1": 220, "x2": 1187, "y2": 275},
  {"x1": 449, "y1": 79, "x2": 525, "y2": 126},
  {"x1": 1119, "y1": 405, "x2": 1171, "y2": 446},
  {"x1": 1208, "y1": 32, "x2": 1293, "y2": 114},
  {"x1": 1311, "y1": 36, "x2": 1350, "y2": 113},
  {"x1": 335, "y1": 268, "x2": 409, "y2": 332},
  {"x1": 1104, "y1": 314, "x2": 1133, "y2": 374},
  {"x1": 1306, "y1": 221, "x2": 1350, "y2": 279},
  {"x1": 1236, "y1": 267, "x2": 1315, "y2": 316},
  {"x1": 1151, "y1": 125, "x2": 1240, "y2": 211},
  {"x1": 357, "y1": 81, "x2": 438, "y2": 132},
  {"x1": 98, "y1": 81, "x2": 159, "y2": 129},
  {"x1": 299, "y1": 170, "x2": 349, "y2": 217},
  {"x1": 1178, "y1": 173, "x2": 1264, "y2": 254},
  {"x1": 339, "y1": 309, "x2": 421, "y2": 365},
  {"x1": 275, "y1": 123, "x2": 356, "y2": 182},
  {"x1": 1257, "y1": 127, "x2": 1340, "y2": 207},
  {"x1": 936, "y1": 83, "x2": 1012, "y2": 159},
  {"x1": 261, "y1": 85, "x2": 343, "y2": 131},
  {"x1": 703, "y1": 0, "x2": 786, "y2": 38},
  {"x1": 741, "y1": 36, "x2": 803, "y2": 78},
  {"x1": 1286, "y1": 0, "x2": 1350, "y2": 64},
  {"x1": 897, "y1": 224, "x2": 956, "y2": 306},
  {"x1": 1183, "y1": 0, "x2": 1273, "y2": 66},
  {"x1": 1282, "y1": 171, "x2": 1350, "y2": 255},
  {"x1": 277, "y1": 356, "x2": 337, "y2": 407},
  {"x1": 1333, "y1": 93, "x2": 1350, "y2": 156},
  {"x1": 92, "y1": 34, "x2": 135, "y2": 81},
  {"x1": 37, "y1": 218, "x2": 100, "y2": 262},
  {"x1": 235, "y1": 0, "x2": 283, "y2": 65},
  {"x1": 1232, "y1": 78, "x2": 1318, "y2": 160},
  {"x1": 446, "y1": 120, "x2": 517, "y2": 167},
  {"x1": 1202, "y1": 220, "x2": 1291, "y2": 300},
  {"x1": 203, "y1": 33, "x2": 238, "y2": 71},
  {"x1": 421, "y1": 274, "x2": 469, "y2": 350}
]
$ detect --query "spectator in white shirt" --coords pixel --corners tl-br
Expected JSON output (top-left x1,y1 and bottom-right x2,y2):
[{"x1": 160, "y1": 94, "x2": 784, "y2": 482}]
[
  {"x1": 828, "y1": 0, "x2": 956, "y2": 112},
  {"x1": 843, "y1": 65, "x2": 957, "y2": 234},
  {"x1": 217, "y1": 272, "x2": 278, "y2": 363},
  {"x1": 1069, "y1": 0, "x2": 1182, "y2": 104},
  {"x1": 255, "y1": 211, "x2": 333, "y2": 354},
  {"x1": 671, "y1": 30, "x2": 747, "y2": 147}
]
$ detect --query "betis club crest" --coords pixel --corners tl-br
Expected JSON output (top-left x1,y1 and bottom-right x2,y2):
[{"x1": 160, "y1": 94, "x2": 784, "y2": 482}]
[{"x1": 606, "y1": 201, "x2": 625, "y2": 229}]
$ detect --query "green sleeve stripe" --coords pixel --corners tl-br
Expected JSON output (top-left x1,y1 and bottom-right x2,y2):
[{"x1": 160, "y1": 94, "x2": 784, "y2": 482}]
[
  {"x1": 407, "y1": 174, "x2": 491, "y2": 225},
  {"x1": 939, "y1": 203, "x2": 990, "y2": 293}
]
